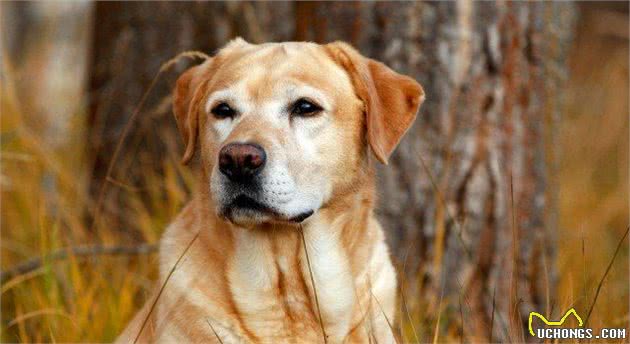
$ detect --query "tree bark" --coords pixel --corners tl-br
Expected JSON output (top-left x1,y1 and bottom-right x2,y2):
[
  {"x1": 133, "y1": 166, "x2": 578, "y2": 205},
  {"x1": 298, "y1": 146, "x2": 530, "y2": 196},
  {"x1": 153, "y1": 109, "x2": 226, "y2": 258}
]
[{"x1": 88, "y1": 2, "x2": 575, "y2": 341}]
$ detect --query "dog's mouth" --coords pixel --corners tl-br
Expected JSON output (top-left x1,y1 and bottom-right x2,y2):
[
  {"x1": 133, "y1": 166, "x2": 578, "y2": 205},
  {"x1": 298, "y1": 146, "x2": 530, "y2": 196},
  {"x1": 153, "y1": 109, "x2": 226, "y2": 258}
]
[
  {"x1": 221, "y1": 195, "x2": 313, "y2": 224},
  {"x1": 231, "y1": 194, "x2": 272, "y2": 213}
]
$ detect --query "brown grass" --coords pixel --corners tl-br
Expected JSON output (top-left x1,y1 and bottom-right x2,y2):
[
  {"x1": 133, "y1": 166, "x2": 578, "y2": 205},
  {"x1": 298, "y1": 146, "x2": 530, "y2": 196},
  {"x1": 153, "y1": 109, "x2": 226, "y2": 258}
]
[
  {"x1": 1, "y1": 5, "x2": 628, "y2": 343},
  {"x1": 1, "y1": 56, "x2": 192, "y2": 341},
  {"x1": 555, "y1": 3, "x2": 629, "y2": 336}
]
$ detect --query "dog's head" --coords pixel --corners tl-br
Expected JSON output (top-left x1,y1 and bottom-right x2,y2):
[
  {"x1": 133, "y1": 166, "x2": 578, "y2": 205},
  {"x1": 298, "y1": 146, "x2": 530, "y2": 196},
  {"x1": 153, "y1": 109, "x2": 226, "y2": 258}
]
[{"x1": 173, "y1": 39, "x2": 424, "y2": 226}]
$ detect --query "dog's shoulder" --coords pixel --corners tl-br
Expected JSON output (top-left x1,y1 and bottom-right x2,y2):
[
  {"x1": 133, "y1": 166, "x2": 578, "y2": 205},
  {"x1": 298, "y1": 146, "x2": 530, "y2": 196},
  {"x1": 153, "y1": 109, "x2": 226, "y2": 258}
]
[{"x1": 158, "y1": 200, "x2": 203, "y2": 261}]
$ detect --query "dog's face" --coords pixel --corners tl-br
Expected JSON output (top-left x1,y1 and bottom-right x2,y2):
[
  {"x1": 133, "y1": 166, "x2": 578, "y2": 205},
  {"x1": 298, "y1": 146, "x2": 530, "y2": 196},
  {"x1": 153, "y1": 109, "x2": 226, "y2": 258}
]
[{"x1": 173, "y1": 39, "x2": 424, "y2": 226}]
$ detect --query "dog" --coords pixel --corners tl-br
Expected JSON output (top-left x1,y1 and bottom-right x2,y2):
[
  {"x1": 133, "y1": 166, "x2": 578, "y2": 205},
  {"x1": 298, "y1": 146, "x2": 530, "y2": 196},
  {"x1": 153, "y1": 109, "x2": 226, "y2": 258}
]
[{"x1": 117, "y1": 38, "x2": 424, "y2": 343}]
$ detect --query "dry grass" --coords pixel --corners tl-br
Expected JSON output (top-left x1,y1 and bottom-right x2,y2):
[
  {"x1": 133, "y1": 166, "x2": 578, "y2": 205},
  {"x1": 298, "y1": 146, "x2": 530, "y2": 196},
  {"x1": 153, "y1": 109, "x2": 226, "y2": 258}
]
[
  {"x1": 555, "y1": 3, "x2": 629, "y2": 336},
  {"x1": 1, "y1": 60, "x2": 193, "y2": 341},
  {"x1": 1, "y1": 6, "x2": 628, "y2": 343}
]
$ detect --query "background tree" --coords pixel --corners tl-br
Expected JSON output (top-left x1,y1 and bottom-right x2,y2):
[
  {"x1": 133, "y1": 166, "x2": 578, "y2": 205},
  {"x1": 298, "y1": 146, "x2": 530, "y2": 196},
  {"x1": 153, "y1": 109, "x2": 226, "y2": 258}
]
[{"x1": 87, "y1": 2, "x2": 575, "y2": 341}]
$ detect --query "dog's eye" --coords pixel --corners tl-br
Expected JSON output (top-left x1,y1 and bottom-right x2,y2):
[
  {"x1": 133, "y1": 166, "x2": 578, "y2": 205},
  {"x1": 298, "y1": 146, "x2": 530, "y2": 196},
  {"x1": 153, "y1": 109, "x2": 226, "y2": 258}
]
[
  {"x1": 291, "y1": 99, "x2": 322, "y2": 117},
  {"x1": 211, "y1": 103, "x2": 236, "y2": 119}
]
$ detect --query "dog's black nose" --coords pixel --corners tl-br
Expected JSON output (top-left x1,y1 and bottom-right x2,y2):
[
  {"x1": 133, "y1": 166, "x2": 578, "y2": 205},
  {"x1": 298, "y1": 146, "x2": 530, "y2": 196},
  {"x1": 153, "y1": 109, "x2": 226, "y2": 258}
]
[{"x1": 218, "y1": 143, "x2": 266, "y2": 182}]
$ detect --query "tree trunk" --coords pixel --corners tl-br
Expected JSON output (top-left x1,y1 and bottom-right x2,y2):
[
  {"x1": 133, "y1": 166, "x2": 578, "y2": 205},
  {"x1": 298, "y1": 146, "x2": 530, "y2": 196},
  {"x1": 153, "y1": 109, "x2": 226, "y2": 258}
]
[{"x1": 88, "y1": 2, "x2": 575, "y2": 341}]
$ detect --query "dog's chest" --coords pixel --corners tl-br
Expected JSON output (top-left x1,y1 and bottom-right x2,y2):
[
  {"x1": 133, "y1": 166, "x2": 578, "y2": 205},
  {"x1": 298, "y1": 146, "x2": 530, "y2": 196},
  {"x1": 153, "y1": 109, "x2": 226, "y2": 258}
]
[{"x1": 227, "y1": 227, "x2": 356, "y2": 342}]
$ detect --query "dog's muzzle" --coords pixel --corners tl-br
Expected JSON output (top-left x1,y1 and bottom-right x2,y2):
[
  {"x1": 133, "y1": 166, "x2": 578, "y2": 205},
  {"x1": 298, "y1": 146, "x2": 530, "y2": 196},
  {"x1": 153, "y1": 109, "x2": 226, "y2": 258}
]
[{"x1": 216, "y1": 142, "x2": 314, "y2": 224}]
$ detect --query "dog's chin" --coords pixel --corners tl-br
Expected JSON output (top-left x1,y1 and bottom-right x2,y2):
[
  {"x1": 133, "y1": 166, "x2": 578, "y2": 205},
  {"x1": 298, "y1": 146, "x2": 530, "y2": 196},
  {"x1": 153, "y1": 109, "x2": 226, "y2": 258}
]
[
  {"x1": 222, "y1": 209, "x2": 273, "y2": 227},
  {"x1": 219, "y1": 195, "x2": 314, "y2": 227}
]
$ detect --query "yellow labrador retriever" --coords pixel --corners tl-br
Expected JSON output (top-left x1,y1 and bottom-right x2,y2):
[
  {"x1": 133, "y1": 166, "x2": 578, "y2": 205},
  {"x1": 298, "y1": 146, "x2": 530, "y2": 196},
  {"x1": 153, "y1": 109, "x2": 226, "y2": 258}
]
[{"x1": 118, "y1": 39, "x2": 424, "y2": 343}]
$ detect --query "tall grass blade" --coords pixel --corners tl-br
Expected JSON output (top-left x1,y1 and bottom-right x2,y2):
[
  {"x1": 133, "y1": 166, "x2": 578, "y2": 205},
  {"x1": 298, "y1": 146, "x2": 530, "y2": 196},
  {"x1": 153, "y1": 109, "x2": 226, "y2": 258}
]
[
  {"x1": 6, "y1": 308, "x2": 76, "y2": 330},
  {"x1": 370, "y1": 290, "x2": 400, "y2": 344},
  {"x1": 399, "y1": 246, "x2": 420, "y2": 344},
  {"x1": 134, "y1": 232, "x2": 199, "y2": 343},
  {"x1": 489, "y1": 285, "x2": 496, "y2": 343},
  {"x1": 458, "y1": 295, "x2": 465, "y2": 344},
  {"x1": 206, "y1": 318, "x2": 225, "y2": 344},
  {"x1": 418, "y1": 154, "x2": 472, "y2": 259},
  {"x1": 91, "y1": 52, "x2": 210, "y2": 233},
  {"x1": 299, "y1": 225, "x2": 328, "y2": 344},
  {"x1": 584, "y1": 225, "x2": 629, "y2": 325},
  {"x1": 432, "y1": 287, "x2": 444, "y2": 344}
]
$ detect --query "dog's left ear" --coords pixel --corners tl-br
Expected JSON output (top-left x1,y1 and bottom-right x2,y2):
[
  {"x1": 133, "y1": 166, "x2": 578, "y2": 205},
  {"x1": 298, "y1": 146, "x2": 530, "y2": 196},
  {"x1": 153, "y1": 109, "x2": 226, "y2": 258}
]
[
  {"x1": 173, "y1": 59, "x2": 213, "y2": 164},
  {"x1": 324, "y1": 42, "x2": 425, "y2": 164}
]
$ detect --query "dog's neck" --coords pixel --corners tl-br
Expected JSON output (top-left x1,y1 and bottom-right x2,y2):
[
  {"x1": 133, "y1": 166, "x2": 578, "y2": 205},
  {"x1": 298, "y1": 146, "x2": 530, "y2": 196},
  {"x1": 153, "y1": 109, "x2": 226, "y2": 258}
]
[
  {"x1": 192, "y1": 167, "x2": 378, "y2": 271},
  {"x1": 183, "y1": 170, "x2": 382, "y2": 342},
  {"x1": 196, "y1": 179, "x2": 377, "y2": 341}
]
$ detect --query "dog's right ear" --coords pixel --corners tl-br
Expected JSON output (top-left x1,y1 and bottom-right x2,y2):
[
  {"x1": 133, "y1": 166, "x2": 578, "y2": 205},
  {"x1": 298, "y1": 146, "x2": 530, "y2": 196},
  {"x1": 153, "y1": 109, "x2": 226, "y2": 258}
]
[{"x1": 173, "y1": 60, "x2": 211, "y2": 164}]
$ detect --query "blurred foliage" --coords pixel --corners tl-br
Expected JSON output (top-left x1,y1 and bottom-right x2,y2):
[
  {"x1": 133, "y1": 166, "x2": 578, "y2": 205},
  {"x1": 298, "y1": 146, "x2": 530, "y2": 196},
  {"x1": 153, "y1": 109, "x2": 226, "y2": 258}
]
[
  {"x1": 556, "y1": 2, "x2": 629, "y2": 334},
  {"x1": 1, "y1": 58, "x2": 195, "y2": 341},
  {"x1": 1, "y1": 2, "x2": 628, "y2": 343}
]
